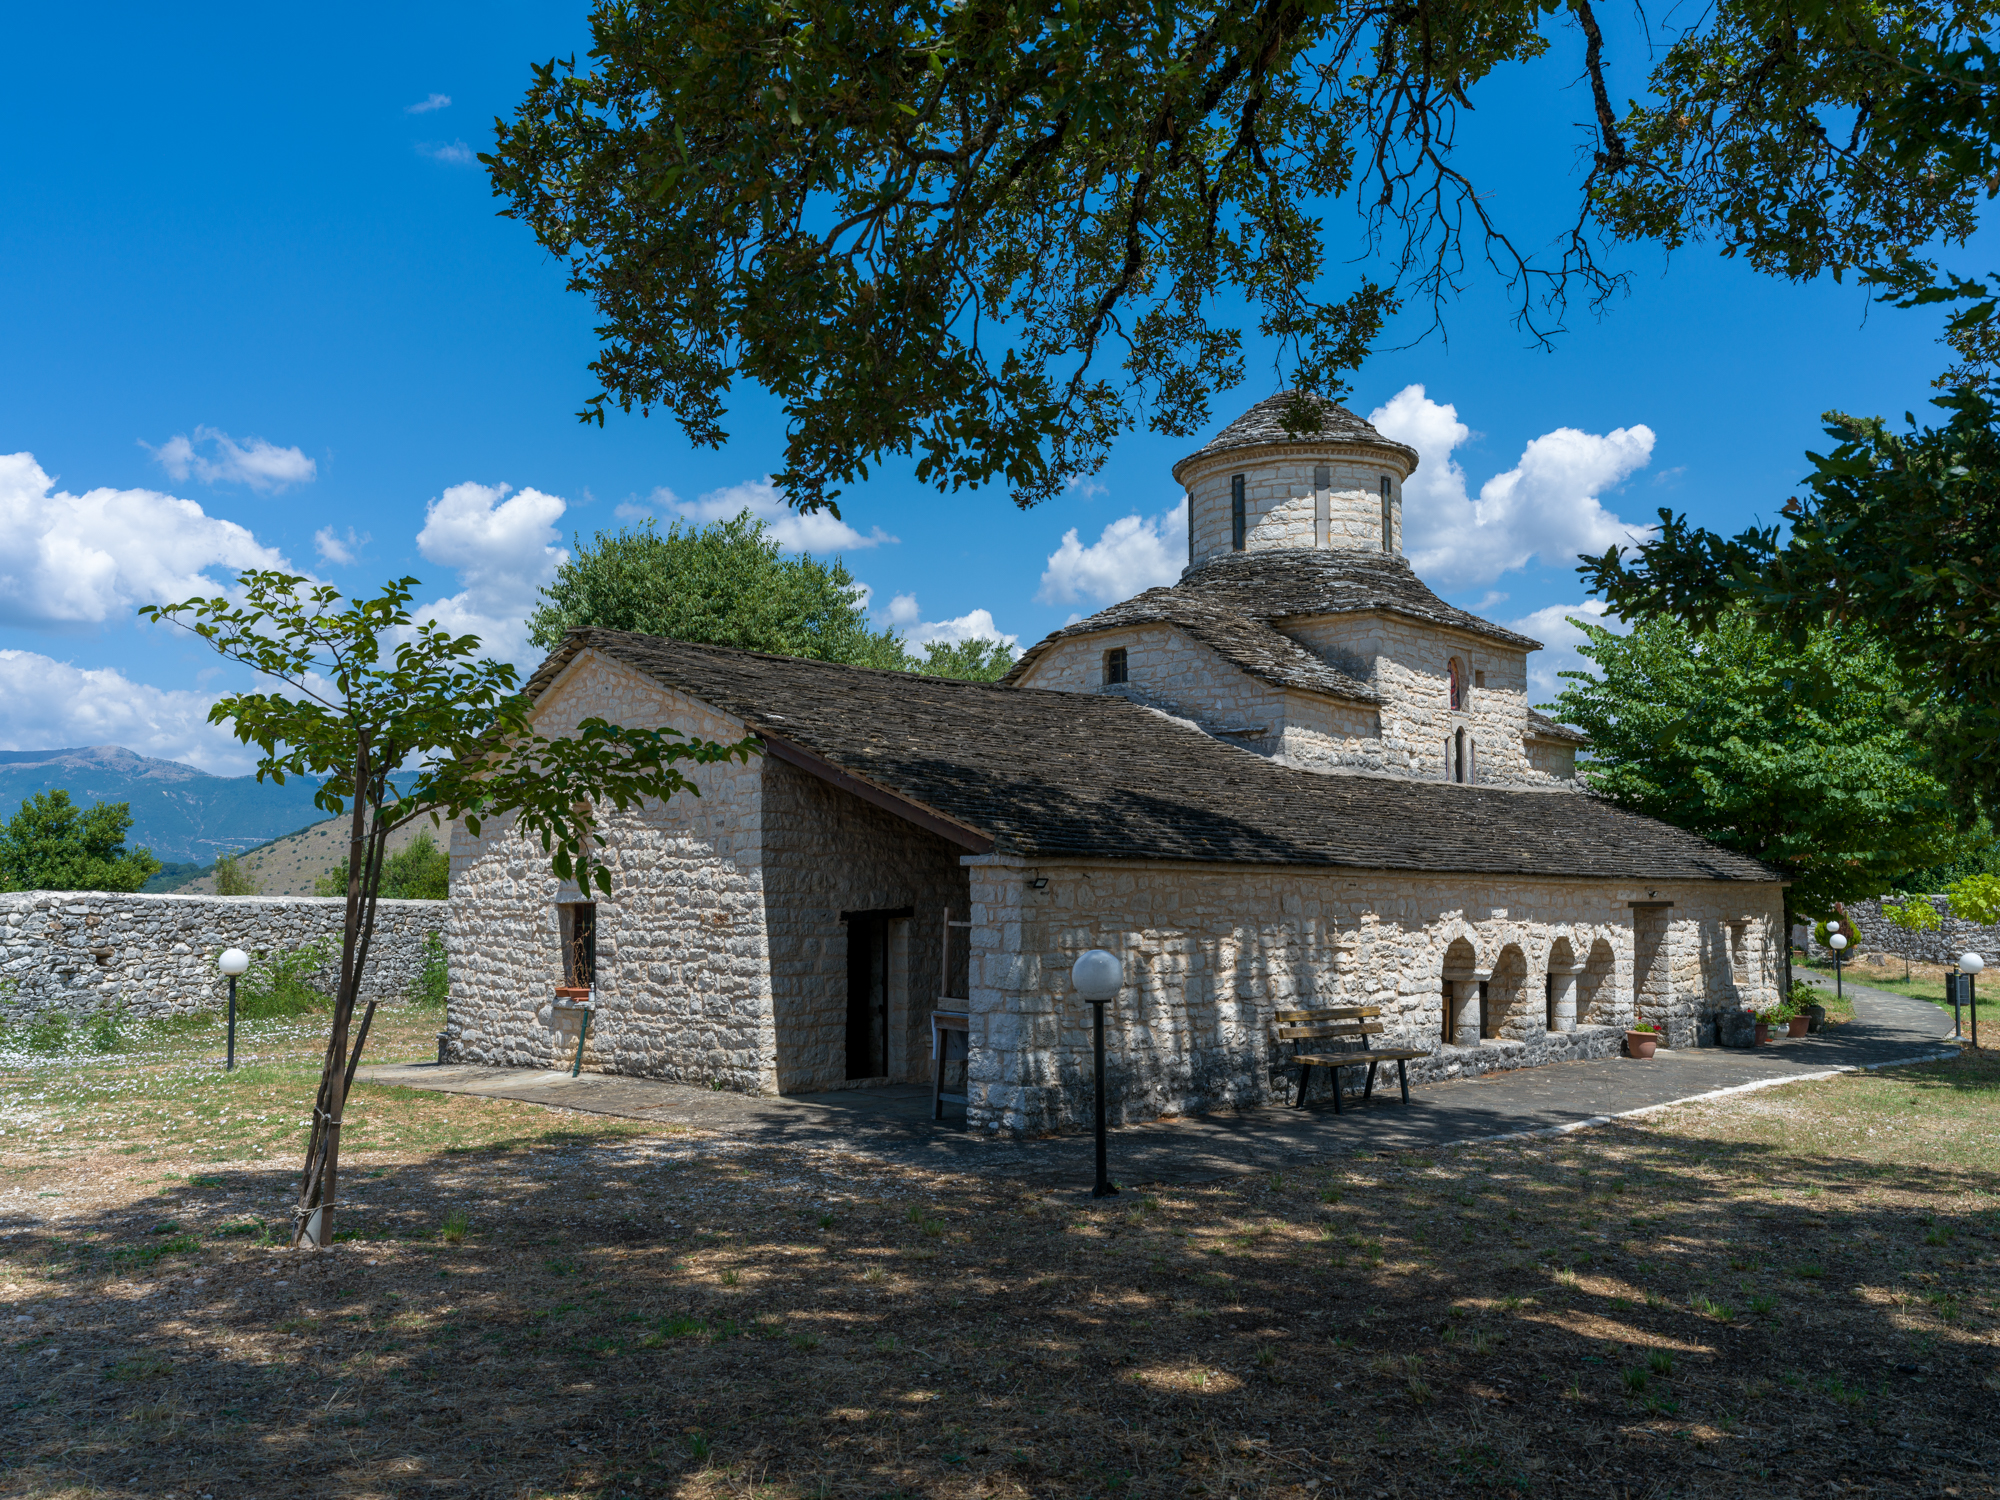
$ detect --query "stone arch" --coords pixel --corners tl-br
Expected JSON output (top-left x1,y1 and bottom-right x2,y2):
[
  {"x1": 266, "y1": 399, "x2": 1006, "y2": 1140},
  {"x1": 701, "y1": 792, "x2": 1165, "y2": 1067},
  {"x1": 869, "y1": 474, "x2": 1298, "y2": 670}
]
[
  {"x1": 1486, "y1": 944, "x2": 1529, "y2": 1039},
  {"x1": 1545, "y1": 935, "x2": 1578, "y2": 1033},
  {"x1": 1440, "y1": 934, "x2": 1480, "y2": 1046},
  {"x1": 1578, "y1": 936, "x2": 1619, "y2": 1026}
]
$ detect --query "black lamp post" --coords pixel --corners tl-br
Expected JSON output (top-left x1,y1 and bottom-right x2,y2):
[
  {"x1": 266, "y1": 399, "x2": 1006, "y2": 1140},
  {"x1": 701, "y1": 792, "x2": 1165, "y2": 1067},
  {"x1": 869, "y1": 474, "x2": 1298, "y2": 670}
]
[
  {"x1": 1963, "y1": 952, "x2": 1985, "y2": 1050},
  {"x1": 1071, "y1": 949, "x2": 1124, "y2": 1199},
  {"x1": 218, "y1": 947, "x2": 249, "y2": 1070},
  {"x1": 1828, "y1": 930, "x2": 1847, "y2": 1009}
]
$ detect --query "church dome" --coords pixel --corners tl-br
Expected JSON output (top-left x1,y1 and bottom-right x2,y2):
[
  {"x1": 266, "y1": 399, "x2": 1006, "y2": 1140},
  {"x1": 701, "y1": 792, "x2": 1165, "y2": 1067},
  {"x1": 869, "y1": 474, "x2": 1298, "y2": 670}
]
[{"x1": 1172, "y1": 391, "x2": 1420, "y2": 570}]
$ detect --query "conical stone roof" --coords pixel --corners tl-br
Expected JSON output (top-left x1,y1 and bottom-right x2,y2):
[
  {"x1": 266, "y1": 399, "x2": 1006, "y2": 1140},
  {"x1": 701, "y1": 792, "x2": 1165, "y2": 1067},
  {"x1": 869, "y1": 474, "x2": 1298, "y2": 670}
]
[{"x1": 1172, "y1": 390, "x2": 1418, "y2": 481}]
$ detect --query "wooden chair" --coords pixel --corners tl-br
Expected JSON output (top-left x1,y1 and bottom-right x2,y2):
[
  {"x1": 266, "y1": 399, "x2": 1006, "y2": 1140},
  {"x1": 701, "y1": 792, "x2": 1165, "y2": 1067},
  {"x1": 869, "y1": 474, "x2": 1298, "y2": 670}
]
[
  {"x1": 1274, "y1": 1006, "x2": 1425, "y2": 1112},
  {"x1": 931, "y1": 1009, "x2": 969, "y2": 1120}
]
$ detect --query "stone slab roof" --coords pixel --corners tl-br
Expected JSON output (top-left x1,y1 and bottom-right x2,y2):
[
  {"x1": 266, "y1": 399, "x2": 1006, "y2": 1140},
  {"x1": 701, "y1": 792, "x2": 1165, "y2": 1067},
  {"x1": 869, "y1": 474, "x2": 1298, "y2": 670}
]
[
  {"x1": 1527, "y1": 709, "x2": 1589, "y2": 745},
  {"x1": 1005, "y1": 550, "x2": 1540, "y2": 690},
  {"x1": 529, "y1": 629, "x2": 1778, "y2": 885},
  {"x1": 1173, "y1": 390, "x2": 1420, "y2": 479}
]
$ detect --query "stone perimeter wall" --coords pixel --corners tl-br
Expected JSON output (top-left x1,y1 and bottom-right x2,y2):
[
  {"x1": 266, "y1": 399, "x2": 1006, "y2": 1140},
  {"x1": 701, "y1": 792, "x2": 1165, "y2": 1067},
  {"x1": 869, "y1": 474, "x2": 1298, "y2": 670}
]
[
  {"x1": 0, "y1": 891, "x2": 444, "y2": 1021},
  {"x1": 959, "y1": 858, "x2": 1783, "y2": 1136},
  {"x1": 1812, "y1": 897, "x2": 2000, "y2": 967}
]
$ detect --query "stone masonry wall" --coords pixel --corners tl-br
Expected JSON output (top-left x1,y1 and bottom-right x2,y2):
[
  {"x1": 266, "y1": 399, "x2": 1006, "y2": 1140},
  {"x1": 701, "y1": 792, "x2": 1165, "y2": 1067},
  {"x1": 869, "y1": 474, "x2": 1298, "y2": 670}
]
[
  {"x1": 1823, "y1": 896, "x2": 2000, "y2": 968},
  {"x1": 761, "y1": 758, "x2": 972, "y2": 1092},
  {"x1": 1184, "y1": 448, "x2": 1413, "y2": 568},
  {"x1": 446, "y1": 651, "x2": 777, "y2": 1091},
  {"x1": 959, "y1": 857, "x2": 1783, "y2": 1135},
  {"x1": 0, "y1": 891, "x2": 443, "y2": 1021}
]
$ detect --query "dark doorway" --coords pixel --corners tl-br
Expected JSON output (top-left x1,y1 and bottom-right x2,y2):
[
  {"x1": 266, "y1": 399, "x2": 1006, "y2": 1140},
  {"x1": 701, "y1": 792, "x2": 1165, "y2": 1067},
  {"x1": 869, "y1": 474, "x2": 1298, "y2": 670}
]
[{"x1": 843, "y1": 907, "x2": 909, "y2": 1079}]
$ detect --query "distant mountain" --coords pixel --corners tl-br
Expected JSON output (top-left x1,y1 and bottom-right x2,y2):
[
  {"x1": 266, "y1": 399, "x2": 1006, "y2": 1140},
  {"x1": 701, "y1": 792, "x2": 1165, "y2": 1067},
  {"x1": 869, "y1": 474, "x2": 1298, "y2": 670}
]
[{"x1": 0, "y1": 746, "x2": 329, "y2": 863}]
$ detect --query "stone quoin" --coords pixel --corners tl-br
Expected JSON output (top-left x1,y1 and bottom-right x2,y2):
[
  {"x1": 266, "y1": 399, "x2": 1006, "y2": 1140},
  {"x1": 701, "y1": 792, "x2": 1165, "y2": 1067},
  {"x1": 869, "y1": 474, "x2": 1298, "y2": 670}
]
[{"x1": 446, "y1": 392, "x2": 1786, "y2": 1133}]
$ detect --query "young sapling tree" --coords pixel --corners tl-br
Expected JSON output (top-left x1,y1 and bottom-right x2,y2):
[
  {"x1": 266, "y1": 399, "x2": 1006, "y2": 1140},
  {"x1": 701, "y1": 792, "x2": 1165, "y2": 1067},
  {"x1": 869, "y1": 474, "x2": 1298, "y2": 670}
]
[{"x1": 143, "y1": 571, "x2": 754, "y2": 1247}]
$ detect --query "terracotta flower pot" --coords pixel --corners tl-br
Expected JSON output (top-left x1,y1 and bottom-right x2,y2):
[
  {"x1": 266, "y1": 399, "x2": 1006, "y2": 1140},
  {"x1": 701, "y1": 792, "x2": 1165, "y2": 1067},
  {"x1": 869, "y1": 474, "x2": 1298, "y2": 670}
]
[
  {"x1": 554, "y1": 985, "x2": 592, "y2": 1003},
  {"x1": 1625, "y1": 1030, "x2": 1659, "y2": 1059},
  {"x1": 1754, "y1": 1022, "x2": 1771, "y2": 1046},
  {"x1": 1787, "y1": 1015, "x2": 1810, "y2": 1038}
]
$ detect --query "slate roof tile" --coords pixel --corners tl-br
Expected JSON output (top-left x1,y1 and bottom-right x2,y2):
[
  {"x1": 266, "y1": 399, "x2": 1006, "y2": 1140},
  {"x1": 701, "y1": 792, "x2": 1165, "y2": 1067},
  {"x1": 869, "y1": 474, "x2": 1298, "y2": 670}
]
[
  {"x1": 1173, "y1": 390, "x2": 1419, "y2": 478},
  {"x1": 529, "y1": 630, "x2": 1777, "y2": 886}
]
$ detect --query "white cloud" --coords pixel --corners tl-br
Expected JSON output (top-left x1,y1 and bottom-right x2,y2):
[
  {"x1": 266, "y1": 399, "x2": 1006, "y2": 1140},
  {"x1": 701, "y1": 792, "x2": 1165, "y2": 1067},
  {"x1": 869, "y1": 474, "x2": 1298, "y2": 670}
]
[
  {"x1": 416, "y1": 140, "x2": 476, "y2": 165},
  {"x1": 1369, "y1": 385, "x2": 1654, "y2": 590},
  {"x1": 1508, "y1": 598, "x2": 1626, "y2": 703},
  {"x1": 412, "y1": 480, "x2": 569, "y2": 663},
  {"x1": 646, "y1": 477, "x2": 895, "y2": 553},
  {"x1": 881, "y1": 593, "x2": 1017, "y2": 650},
  {"x1": 0, "y1": 451, "x2": 288, "y2": 628},
  {"x1": 142, "y1": 425, "x2": 316, "y2": 493},
  {"x1": 1037, "y1": 496, "x2": 1187, "y2": 607},
  {"x1": 406, "y1": 93, "x2": 451, "y2": 113},
  {"x1": 314, "y1": 526, "x2": 366, "y2": 565},
  {"x1": 0, "y1": 651, "x2": 254, "y2": 775}
]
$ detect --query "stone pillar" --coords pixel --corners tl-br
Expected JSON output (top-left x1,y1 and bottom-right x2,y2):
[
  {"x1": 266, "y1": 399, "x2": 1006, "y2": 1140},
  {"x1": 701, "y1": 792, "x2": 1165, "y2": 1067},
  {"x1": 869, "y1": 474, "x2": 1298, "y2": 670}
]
[
  {"x1": 1446, "y1": 975, "x2": 1488, "y2": 1046},
  {"x1": 1549, "y1": 964, "x2": 1584, "y2": 1033}
]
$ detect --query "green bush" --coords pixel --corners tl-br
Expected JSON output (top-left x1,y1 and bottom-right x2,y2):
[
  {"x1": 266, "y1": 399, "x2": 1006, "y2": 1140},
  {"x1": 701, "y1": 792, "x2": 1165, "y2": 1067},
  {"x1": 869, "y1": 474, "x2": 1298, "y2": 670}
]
[
  {"x1": 411, "y1": 930, "x2": 449, "y2": 1010},
  {"x1": 25, "y1": 1012, "x2": 70, "y2": 1055},
  {"x1": 236, "y1": 942, "x2": 333, "y2": 1018},
  {"x1": 213, "y1": 853, "x2": 259, "y2": 896},
  {"x1": 85, "y1": 1004, "x2": 126, "y2": 1053}
]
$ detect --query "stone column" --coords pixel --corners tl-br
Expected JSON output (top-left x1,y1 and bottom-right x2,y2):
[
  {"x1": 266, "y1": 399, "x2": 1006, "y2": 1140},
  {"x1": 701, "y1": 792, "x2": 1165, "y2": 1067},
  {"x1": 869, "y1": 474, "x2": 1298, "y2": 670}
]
[
  {"x1": 1548, "y1": 964, "x2": 1585, "y2": 1033},
  {"x1": 1446, "y1": 974, "x2": 1489, "y2": 1046}
]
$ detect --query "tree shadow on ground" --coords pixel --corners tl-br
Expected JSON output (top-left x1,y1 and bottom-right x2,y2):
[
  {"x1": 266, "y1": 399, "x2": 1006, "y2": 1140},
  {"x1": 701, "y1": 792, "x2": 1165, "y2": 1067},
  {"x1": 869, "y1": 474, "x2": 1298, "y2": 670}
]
[{"x1": 4, "y1": 1062, "x2": 1998, "y2": 1499}]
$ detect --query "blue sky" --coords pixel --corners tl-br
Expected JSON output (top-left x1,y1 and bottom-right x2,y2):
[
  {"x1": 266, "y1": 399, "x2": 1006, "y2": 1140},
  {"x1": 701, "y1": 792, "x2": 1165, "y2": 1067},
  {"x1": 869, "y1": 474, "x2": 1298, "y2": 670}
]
[{"x1": 0, "y1": 3, "x2": 1981, "y2": 775}]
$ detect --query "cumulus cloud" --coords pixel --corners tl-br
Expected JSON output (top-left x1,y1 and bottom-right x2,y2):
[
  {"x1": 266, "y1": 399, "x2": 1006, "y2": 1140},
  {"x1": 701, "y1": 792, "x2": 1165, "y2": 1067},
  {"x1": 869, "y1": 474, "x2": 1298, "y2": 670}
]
[
  {"x1": 143, "y1": 426, "x2": 316, "y2": 493},
  {"x1": 883, "y1": 593, "x2": 1017, "y2": 650},
  {"x1": 406, "y1": 93, "x2": 451, "y2": 113},
  {"x1": 412, "y1": 480, "x2": 569, "y2": 662},
  {"x1": 416, "y1": 140, "x2": 476, "y2": 165},
  {"x1": 0, "y1": 451, "x2": 288, "y2": 628},
  {"x1": 1369, "y1": 385, "x2": 1654, "y2": 590},
  {"x1": 1037, "y1": 496, "x2": 1187, "y2": 606},
  {"x1": 314, "y1": 526, "x2": 366, "y2": 566},
  {"x1": 0, "y1": 650, "x2": 254, "y2": 775},
  {"x1": 643, "y1": 477, "x2": 896, "y2": 552},
  {"x1": 1508, "y1": 598, "x2": 1626, "y2": 703}
]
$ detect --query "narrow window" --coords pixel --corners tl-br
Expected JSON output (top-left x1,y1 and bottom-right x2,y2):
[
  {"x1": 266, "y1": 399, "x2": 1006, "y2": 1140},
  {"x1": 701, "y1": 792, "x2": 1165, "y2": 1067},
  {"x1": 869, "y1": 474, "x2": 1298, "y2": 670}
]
[
  {"x1": 1454, "y1": 727, "x2": 1467, "y2": 784},
  {"x1": 558, "y1": 902, "x2": 597, "y2": 989},
  {"x1": 1230, "y1": 474, "x2": 1246, "y2": 550},
  {"x1": 1380, "y1": 475, "x2": 1393, "y2": 552},
  {"x1": 1314, "y1": 465, "x2": 1330, "y2": 549},
  {"x1": 1545, "y1": 973, "x2": 1557, "y2": 1032},
  {"x1": 1474, "y1": 669, "x2": 1486, "y2": 690},
  {"x1": 1448, "y1": 658, "x2": 1464, "y2": 711},
  {"x1": 1104, "y1": 646, "x2": 1128, "y2": 685}
]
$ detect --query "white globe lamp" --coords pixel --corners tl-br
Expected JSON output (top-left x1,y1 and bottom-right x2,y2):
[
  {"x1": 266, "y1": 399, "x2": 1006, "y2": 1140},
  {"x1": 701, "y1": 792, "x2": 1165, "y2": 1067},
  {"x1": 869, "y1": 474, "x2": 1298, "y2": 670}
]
[{"x1": 218, "y1": 948, "x2": 251, "y2": 1070}]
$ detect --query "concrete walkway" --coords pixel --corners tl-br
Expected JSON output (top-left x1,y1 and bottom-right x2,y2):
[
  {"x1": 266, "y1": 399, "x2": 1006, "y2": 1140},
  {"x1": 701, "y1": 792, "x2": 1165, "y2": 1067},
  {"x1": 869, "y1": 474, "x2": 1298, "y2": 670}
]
[{"x1": 358, "y1": 981, "x2": 1956, "y2": 1188}]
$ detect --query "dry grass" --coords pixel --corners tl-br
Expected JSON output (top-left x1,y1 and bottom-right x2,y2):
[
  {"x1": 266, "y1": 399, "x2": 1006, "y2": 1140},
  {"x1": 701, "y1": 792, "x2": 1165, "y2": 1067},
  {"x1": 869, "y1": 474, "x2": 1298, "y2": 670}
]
[{"x1": 4, "y1": 1013, "x2": 1999, "y2": 1499}]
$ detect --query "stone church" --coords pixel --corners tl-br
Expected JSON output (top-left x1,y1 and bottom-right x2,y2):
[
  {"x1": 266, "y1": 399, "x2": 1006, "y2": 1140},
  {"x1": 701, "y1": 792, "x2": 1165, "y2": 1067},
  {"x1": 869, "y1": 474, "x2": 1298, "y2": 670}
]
[{"x1": 445, "y1": 393, "x2": 1784, "y2": 1134}]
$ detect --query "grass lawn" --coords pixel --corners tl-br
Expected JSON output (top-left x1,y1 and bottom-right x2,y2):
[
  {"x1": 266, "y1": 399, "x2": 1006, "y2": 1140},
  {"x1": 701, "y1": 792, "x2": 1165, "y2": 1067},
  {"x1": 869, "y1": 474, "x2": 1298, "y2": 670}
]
[{"x1": 4, "y1": 1007, "x2": 1999, "y2": 1499}]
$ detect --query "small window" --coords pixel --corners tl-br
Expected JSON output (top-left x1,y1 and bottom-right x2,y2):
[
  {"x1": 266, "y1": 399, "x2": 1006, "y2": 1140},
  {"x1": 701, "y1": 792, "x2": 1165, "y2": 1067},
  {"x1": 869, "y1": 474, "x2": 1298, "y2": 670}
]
[
  {"x1": 1230, "y1": 474, "x2": 1246, "y2": 550},
  {"x1": 1474, "y1": 670, "x2": 1486, "y2": 690},
  {"x1": 1453, "y1": 727, "x2": 1467, "y2": 784},
  {"x1": 1104, "y1": 647, "x2": 1128, "y2": 685},
  {"x1": 1380, "y1": 475, "x2": 1393, "y2": 552},
  {"x1": 558, "y1": 902, "x2": 597, "y2": 988},
  {"x1": 1314, "y1": 464, "x2": 1330, "y2": 492},
  {"x1": 1448, "y1": 657, "x2": 1464, "y2": 711}
]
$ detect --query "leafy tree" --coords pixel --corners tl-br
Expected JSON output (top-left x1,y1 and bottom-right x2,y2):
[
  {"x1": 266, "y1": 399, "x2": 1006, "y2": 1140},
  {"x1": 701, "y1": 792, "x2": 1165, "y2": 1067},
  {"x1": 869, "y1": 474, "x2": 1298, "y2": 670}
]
[
  {"x1": 143, "y1": 571, "x2": 754, "y2": 1247},
  {"x1": 1883, "y1": 896, "x2": 1941, "y2": 979},
  {"x1": 315, "y1": 828, "x2": 450, "y2": 900},
  {"x1": 914, "y1": 638, "x2": 1017, "y2": 682},
  {"x1": 1582, "y1": 389, "x2": 2000, "y2": 815},
  {"x1": 213, "y1": 853, "x2": 259, "y2": 896},
  {"x1": 1548, "y1": 610, "x2": 1963, "y2": 978},
  {"x1": 0, "y1": 791, "x2": 160, "y2": 893},
  {"x1": 483, "y1": 0, "x2": 1990, "y2": 510},
  {"x1": 528, "y1": 512, "x2": 909, "y2": 668},
  {"x1": 1946, "y1": 874, "x2": 2000, "y2": 927}
]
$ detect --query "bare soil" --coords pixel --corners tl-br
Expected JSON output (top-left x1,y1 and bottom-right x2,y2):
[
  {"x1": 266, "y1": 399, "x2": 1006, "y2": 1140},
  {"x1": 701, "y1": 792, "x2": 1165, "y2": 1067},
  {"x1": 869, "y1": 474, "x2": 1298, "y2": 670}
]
[{"x1": 4, "y1": 1012, "x2": 1998, "y2": 1499}]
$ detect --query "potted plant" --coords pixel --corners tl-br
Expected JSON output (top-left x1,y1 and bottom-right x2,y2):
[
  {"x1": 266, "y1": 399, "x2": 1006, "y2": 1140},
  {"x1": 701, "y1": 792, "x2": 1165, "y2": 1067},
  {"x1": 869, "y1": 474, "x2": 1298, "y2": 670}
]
[
  {"x1": 1750, "y1": 1001, "x2": 1781, "y2": 1046},
  {"x1": 1625, "y1": 1019, "x2": 1660, "y2": 1059}
]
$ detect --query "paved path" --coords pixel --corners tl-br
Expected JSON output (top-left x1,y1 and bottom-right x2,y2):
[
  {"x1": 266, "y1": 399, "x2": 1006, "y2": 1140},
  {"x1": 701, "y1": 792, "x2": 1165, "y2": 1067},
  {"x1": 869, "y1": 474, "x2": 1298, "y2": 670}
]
[{"x1": 359, "y1": 982, "x2": 1955, "y2": 1188}]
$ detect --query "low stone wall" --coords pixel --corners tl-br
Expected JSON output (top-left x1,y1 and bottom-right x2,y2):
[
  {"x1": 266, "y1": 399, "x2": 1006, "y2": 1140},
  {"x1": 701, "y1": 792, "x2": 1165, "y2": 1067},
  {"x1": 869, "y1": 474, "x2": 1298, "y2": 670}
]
[
  {"x1": 0, "y1": 891, "x2": 446, "y2": 1020},
  {"x1": 1801, "y1": 897, "x2": 2000, "y2": 968}
]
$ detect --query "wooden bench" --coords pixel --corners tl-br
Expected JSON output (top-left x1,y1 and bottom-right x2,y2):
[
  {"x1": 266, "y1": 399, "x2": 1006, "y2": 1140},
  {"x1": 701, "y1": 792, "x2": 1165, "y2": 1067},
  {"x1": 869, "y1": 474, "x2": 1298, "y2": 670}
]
[{"x1": 1274, "y1": 1007, "x2": 1425, "y2": 1112}]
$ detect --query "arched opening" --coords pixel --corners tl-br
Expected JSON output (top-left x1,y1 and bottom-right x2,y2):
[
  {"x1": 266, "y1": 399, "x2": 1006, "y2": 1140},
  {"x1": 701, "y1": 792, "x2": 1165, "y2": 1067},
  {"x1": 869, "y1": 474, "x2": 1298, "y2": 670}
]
[
  {"x1": 1440, "y1": 936, "x2": 1479, "y2": 1046},
  {"x1": 1448, "y1": 657, "x2": 1465, "y2": 711},
  {"x1": 1486, "y1": 945, "x2": 1528, "y2": 1039},
  {"x1": 1546, "y1": 936, "x2": 1577, "y2": 1032},
  {"x1": 1578, "y1": 937, "x2": 1618, "y2": 1025}
]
